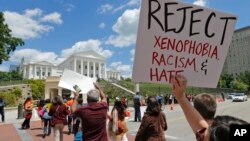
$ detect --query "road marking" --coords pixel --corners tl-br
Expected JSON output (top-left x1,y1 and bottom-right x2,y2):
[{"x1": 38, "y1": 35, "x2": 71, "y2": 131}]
[
  {"x1": 168, "y1": 116, "x2": 185, "y2": 122},
  {"x1": 166, "y1": 135, "x2": 180, "y2": 140},
  {"x1": 13, "y1": 123, "x2": 33, "y2": 141}
]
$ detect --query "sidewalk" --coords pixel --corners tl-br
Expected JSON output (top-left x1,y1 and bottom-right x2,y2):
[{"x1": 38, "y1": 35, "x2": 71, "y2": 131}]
[{"x1": 0, "y1": 107, "x2": 136, "y2": 141}]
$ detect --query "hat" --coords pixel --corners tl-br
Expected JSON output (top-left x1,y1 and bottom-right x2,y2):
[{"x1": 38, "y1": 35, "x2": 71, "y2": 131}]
[
  {"x1": 87, "y1": 90, "x2": 100, "y2": 102},
  {"x1": 70, "y1": 95, "x2": 74, "y2": 98}
]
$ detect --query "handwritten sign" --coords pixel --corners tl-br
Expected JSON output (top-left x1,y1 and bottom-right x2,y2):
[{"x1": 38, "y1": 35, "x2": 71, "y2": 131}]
[
  {"x1": 132, "y1": 0, "x2": 237, "y2": 88},
  {"x1": 58, "y1": 69, "x2": 95, "y2": 94}
]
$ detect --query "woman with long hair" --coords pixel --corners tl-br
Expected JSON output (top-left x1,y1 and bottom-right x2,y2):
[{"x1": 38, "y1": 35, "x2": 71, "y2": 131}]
[
  {"x1": 21, "y1": 97, "x2": 33, "y2": 129},
  {"x1": 108, "y1": 98, "x2": 128, "y2": 141},
  {"x1": 135, "y1": 96, "x2": 167, "y2": 141},
  {"x1": 49, "y1": 95, "x2": 69, "y2": 141}
]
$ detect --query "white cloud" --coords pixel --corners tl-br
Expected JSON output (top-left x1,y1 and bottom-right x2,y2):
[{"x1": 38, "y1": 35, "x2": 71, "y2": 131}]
[
  {"x1": 113, "y1": 0, "x2": 140, "y2": 13},
  {"x1": 61, "y1": 39, "x2": 113, "y2": 58},
  {"x1": 193, "y1": 0, "x2": 207, "y2": 7},
  {"x1": 106, "y1": 9, "x2": 139, "y2": 47},
  {"x1": 98, "y1": 4, "x2": 113, "y2": 14},
  {"x1": 8, "y1": 39, "x2": 113, "y2": 66},
  {"x1": 99, "y1": 22, "x2": 106, "y2": 29},
  {"x1": 0, "y1": 65, "x2": 9, "y2": 72},
  {"x1": 130, "y1": 49, "x2": 135, "y2": 61},
  {"x1": 41, "y1": 12, "x2": 63, "y2": 25},
  {"x1": 9, "y1": 49, "x2": 60, "y2": 64},
  {"x1": 64, "y1": 4, "x2": 75, "y2": 12},
  {"x1": 3, "y1": 8, "x2": 63, "y2": 39},
  {"x1": 109, "y1": 61, "x2": 131, "y2": 77},
  {"x1": 24, "y1": 8, "x2": 42, "y2": 17}
]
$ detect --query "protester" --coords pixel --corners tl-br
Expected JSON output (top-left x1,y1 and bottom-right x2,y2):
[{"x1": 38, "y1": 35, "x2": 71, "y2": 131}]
[
  {"x1": 121, "y1": 96, "x2": 128, "y2": 109},
  {"x1": 135, "y1": 96, "x2": 167, "y2": 141},
  {"x1": 21, "y1": 97, "x2": 33, "y2": 129},
  {"x1": 37, "y1": 97, "x2": 45, "y2": 127},
  {"x1": 41, "y1": 99, "x2": 52, "y2": 138},
  {"x1": 171, "y1": 75, "x2": 249, "y2": 141},
  {"x1": 66, "y1": 96, "x2": 74, "y2": 135},
  {"x1": 133, "y1": 92, "x2": 142, "y2": 122},
  {"x1": 0, "y1": 97, "x2": 5, "y2": 123},
  {"x1": 221, "y1": 92, "x2": 225, "y2": 101},
  {"x1": 73, "y1": 98, "x2": 83, "y2": 136},
  {"x1": 49, "y1": 95, "x2": 69, "y2": 141},
  {"x1": 72, "y1": 83, "x2": 108, "y2": 141},
  {"x1": 156, "y1": 94, "x2": 163, "y2": 109},
  {"x1": 193, "y1": 93, "x2": 217, "y2": 125},
  {"x1": 108, "y1": 99, "x2": 128, "y2": 141},
  {"x1": 107, "y1": 95, "x2": 110, "y2": 110}
]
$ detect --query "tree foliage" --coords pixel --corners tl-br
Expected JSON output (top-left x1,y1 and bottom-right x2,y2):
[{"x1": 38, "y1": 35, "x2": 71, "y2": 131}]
[
  {"x1": 27, "y1": 80, "x2": 45, "y2": 99},
  {"x1": 218, "y1": 74, "x2": 234, "y2": 88},
  {"x1": 0, "y1": 87, "x2": 22, "y2": 107},
  {"x1": 230, "y1": 79, "x2": 249, "y2": 92},
  {"x1": 237, "y1": 71, "x2": 250, "y2": 90},
  {"x1": 0, "y1": 71, "x2": 23, "y2": 81},
  {"x1": 0, "y1": 12, "x2": 24, "y2": 64}
]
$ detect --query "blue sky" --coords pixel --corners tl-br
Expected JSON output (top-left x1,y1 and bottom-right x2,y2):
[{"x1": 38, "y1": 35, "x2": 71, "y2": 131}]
[{"x1": 0, "y1": 0, "x2": 250, "y2": 78}]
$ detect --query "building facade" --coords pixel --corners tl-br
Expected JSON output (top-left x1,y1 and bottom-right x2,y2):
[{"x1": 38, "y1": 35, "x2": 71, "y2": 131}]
[
  {"x1": 20, "y1": 50, "x2": 121, "y2": 80},
  {"x1": 222, "y1": 26, "x2": 250, "y2": 78},
  {"x1": 58, "y1": 50, "x2": 107, "y2": 79},
  {"x1": 20, "y1": 61, "x2": 61, "y2": 79}
]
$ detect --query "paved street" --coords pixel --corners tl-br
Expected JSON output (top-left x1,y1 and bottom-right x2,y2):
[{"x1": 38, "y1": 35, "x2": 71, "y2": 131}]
[{"x1": 0, "y1": 99, "x2": 249, "y2": 141}]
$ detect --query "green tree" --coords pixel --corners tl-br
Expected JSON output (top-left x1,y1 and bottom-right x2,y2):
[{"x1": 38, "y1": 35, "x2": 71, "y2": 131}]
[
  {"x1": 237, "y1": 71, "x2": 250, "y2": 90},
  {"x1": 218, "y1": 74, "x2": 234, "y2": 88},
  {"x1": 0, "y1": 71, "x2": 10, "y2": 81},
  {"x1": 0, "y1": 71, "x2": 23, "y2": 81},
  {"x1": 9, "y1": 71, "x2": 23, "y2": 80},
  {"x1": 12, "y1": 87, "x2": 22, "y2": 99},
  {"x1": 230, "y1": 79, "x2": 249, "y2": 92},
  {"x1": 27, "y1": 80, "x2": 45, "y2": 99},
  {"x1": 0, "y1": 12, "x2": 24, "y2": 64}
]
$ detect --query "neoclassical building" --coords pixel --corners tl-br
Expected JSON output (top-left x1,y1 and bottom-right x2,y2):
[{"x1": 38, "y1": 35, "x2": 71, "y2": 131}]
[
  {"x1": 58, "y1": 50, "x2": 107, "y2": 79},
  {"x1": 20, "y1": 50, "x2": 121, "y2": 80},
  {"x1": 20, "y1": 61, "x2": 62, "y2": 79}
]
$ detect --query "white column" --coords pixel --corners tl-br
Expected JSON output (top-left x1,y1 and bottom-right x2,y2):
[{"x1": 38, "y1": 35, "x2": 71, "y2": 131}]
[
  {"x1": 93, "y1": 62, "x2": 96, "y2": 78},
  {"x1": 45, "y1": 67, "x2": 48, "y2": 77},
  {"x1": 104, "y1": 63, "x2": 106, "y2": 79},
  {"x1": 58, "y1": 88, "x2": 62, "y2": 96},
  {"x1": 81, "y1": 60, "x2": 83, "y2": 75},
  {"x1": 74, "y1": 58, "x2": 76, "y2": 72},
  {"x1": 23, "y1": 66, "x2": 26, "y2": 79},
  {"x1": 87, "y1": 61, "x2": 90, "y2": 77},
  {"x1": 40, "y1": 67, "x2": 42, "y2": 79},
  {"x1": 98, "y1": 63, "x2": 101, "y2": 78}
]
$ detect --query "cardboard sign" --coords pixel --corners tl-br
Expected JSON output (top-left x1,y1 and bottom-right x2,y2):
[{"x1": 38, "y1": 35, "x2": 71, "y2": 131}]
[
  {"x1": 132, "y1": 0, "x2": 237, "y2": 88},
  {"x1": 58, "y1": 69, "x2": 95, "y2": 94}
]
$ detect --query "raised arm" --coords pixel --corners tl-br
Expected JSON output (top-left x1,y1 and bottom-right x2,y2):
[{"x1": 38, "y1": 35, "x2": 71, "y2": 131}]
[
  {"x1": 171, "y1": 75, "x2": 208, "y2": 133},
  {"x1": 94, "y1": 82, "x2": 107, "y2": 103},
  {"x1": 71, "y1": 92, "x2": 79, "y2": 114}
]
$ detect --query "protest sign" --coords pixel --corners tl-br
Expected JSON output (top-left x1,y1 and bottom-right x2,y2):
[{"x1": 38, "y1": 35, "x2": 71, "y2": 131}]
[
  {"x1": 132, "y1": 0, "x2": 237, "y2": 88},
  {"x1": 58, "y1": 69, "x2": 95, "y2": 94}
]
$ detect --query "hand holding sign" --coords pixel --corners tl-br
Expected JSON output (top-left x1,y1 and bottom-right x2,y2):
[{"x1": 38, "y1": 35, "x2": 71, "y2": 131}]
[{"x1": 132, "y1": 0, "x2": 237, "y2": 88}]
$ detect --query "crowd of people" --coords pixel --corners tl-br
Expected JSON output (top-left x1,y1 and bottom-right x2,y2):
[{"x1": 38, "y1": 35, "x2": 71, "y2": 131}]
[{"x1": 1, "y1": 76, "x2": 249, "y2": 141}]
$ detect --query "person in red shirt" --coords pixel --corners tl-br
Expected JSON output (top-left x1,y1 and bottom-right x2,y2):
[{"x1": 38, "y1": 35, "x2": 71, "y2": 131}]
[
  {"x1": 21, "y1": 97, "x2": 33, "y2": 129},
  {"x1": 72, "y1": 83, "x2": 108, "y2": 141}
]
